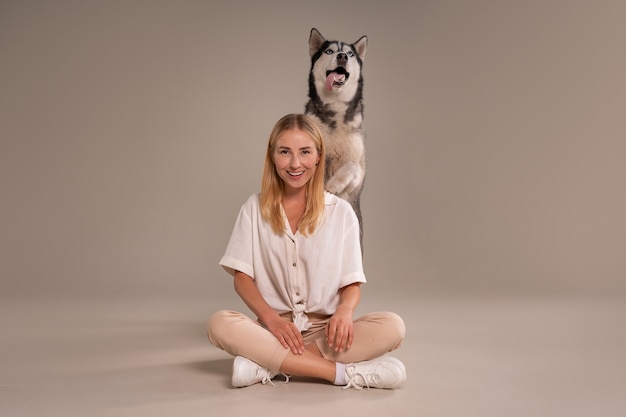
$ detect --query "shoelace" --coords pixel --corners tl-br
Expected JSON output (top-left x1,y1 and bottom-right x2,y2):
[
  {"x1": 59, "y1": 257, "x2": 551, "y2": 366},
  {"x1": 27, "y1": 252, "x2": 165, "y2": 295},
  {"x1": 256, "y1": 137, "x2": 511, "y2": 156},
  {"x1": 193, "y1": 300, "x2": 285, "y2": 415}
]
[
  {"x1": 343, "y1": 364, "x2": 381, "y2": 390},
  {"x1": 259, "y1": 369, "x2": 291, "y2": 387}
]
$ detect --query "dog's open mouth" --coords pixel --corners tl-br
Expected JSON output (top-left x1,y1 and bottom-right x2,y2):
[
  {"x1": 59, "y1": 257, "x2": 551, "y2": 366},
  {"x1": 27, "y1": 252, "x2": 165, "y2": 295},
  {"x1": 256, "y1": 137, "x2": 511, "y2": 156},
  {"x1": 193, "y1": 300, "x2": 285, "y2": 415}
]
[{"x1": 325, "y1": 67, "x2": 350, "y2": 91}]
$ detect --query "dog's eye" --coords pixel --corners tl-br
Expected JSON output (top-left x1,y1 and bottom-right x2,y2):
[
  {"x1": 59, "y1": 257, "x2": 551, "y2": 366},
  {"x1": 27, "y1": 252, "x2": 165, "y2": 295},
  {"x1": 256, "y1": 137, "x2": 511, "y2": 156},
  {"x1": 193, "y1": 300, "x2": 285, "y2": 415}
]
[
  {"x1": 347, "y1": 51, "x2": 355, "y2": 57},
  {"x1": 324, "y1": 48, "x2": 334, "y2": 55}
]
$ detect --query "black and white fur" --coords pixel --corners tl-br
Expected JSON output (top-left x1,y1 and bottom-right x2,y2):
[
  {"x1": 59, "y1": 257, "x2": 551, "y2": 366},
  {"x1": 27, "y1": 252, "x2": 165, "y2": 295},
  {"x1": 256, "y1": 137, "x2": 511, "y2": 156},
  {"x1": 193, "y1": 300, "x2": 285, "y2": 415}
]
[{"x1": 305, "y1": 28, "x2": 368, "y2": 241}]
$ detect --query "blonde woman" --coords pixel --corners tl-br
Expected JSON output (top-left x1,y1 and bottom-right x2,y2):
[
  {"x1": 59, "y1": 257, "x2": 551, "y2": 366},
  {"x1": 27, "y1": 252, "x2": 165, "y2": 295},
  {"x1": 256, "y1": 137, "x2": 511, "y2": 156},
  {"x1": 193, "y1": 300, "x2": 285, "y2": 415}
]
[{"x1": 207, "y1": 114, "x2": 406, "y2": 389}]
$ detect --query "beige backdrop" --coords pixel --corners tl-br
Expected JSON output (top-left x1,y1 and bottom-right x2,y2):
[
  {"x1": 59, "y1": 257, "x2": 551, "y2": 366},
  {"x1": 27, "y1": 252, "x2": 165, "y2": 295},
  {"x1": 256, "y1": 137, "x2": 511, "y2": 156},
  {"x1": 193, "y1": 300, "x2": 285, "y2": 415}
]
[{"x1": 1, "y1": 0, "x2": 625, "y2": 299}]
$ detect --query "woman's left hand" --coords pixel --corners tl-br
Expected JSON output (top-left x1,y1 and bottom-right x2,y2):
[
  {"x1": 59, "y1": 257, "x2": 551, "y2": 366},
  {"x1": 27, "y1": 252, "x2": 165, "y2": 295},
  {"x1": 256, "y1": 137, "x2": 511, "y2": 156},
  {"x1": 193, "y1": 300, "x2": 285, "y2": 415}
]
[{"x1": 326, "y1": 304, "x2": 354, "y2": 352}]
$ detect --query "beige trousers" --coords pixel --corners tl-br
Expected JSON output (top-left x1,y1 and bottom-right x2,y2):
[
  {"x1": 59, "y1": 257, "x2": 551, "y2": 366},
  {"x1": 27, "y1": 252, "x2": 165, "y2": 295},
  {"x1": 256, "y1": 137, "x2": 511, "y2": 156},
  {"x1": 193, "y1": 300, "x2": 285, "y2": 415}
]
[{"x1": 207, "y1": 310, "x2": 405, "y2": 371}]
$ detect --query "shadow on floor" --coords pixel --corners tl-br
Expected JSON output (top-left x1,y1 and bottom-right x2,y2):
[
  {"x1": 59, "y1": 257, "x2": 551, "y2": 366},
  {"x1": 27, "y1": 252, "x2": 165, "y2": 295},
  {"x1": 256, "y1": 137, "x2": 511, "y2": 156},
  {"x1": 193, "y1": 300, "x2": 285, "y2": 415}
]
[{"x1": 185, "y1": 358, "x2": 233, "y2": 387}]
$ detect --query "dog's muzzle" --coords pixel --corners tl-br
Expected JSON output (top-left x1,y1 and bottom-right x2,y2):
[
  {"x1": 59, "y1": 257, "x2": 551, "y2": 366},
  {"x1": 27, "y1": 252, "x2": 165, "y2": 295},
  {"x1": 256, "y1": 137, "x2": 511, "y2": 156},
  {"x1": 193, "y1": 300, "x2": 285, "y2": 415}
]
[{"x1": 325, "y1": 67, "x2": 350, "y2": 91}]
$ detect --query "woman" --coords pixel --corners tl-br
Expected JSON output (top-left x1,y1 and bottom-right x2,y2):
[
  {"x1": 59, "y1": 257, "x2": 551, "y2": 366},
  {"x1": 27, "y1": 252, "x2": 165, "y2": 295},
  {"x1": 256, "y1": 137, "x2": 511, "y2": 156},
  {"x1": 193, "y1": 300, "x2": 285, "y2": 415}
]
[{"x1": 207, "y1": 114, "x2": 406, "y2": 389}]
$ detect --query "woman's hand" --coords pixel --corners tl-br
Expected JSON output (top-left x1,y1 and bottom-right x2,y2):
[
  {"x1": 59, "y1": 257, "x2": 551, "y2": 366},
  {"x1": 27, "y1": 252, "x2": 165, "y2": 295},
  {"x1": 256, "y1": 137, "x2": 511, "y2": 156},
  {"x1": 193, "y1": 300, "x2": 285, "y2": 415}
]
[
  {"x1": 233, "y1": 271, "x2": 304, "y2": 355},
  {"x1": 326, "y1": 304, "x2": 354, "y2": 352},
  {"x1": 263, "y1": 315, "x2": 305, "y2": 355},
  {"x1": 326, "y1": 283, "x2": 361, "y2": 352}
]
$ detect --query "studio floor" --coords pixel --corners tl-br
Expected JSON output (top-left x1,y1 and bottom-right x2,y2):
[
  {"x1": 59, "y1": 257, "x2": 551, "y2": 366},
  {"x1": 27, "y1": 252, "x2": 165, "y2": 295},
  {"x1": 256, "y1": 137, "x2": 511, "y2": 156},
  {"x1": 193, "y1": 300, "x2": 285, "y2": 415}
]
[{"x1": 1, "y1": 291, "x2": 624, "y2": 417}]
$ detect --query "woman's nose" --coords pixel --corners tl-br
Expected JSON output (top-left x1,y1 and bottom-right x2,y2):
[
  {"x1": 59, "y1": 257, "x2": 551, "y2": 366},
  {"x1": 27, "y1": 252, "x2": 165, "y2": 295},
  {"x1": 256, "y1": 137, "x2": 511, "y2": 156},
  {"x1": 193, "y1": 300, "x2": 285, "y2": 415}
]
[{"x1": 289, "y1": 155, "x2": 300, "y2": 167}]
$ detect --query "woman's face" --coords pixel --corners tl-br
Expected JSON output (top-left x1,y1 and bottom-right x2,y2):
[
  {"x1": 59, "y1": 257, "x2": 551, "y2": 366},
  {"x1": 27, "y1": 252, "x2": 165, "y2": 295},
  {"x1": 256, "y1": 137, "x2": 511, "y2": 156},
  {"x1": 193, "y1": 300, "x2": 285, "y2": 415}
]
[{"x1": 272, "y1": 128, "x2": 320, "y2": 193}]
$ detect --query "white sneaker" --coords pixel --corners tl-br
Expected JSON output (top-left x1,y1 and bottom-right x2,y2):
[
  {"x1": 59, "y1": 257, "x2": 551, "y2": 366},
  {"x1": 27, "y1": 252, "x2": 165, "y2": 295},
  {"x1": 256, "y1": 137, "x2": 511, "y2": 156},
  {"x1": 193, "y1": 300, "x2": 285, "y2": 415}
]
[
  {"x1": 232, "y1": 356, "x2": 287, "y2": 388},
  {"x1": 344, "y1": 357, "x2": 407, "y2": 390}
]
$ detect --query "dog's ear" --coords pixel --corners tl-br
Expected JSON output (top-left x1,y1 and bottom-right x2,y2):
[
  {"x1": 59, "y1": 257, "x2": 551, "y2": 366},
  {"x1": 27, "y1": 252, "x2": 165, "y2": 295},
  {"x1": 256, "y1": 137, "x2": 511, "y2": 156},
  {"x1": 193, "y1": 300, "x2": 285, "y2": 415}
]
[
  {"x1": 353, "y1": 35, "x2": 367, "y2": 59},
  {"x1": 309, "y1": 28, "x2": 326, "y2": 56}
]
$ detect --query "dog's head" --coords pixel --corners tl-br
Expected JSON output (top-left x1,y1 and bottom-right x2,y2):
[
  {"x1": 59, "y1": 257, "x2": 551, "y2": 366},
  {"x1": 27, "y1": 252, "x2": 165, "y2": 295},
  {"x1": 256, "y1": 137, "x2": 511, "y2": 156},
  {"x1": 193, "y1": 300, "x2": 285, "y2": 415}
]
[{"x1": 308, "y1": 28, "x2": 367, "y2": 102}]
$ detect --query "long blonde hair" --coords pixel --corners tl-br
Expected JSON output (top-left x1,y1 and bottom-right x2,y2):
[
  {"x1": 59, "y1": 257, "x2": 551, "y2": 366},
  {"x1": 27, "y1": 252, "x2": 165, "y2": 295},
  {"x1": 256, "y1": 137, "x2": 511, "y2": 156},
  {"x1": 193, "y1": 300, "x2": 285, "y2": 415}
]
[{"x1": 260, "y1": 114, "x2": 326, "y2": 236}]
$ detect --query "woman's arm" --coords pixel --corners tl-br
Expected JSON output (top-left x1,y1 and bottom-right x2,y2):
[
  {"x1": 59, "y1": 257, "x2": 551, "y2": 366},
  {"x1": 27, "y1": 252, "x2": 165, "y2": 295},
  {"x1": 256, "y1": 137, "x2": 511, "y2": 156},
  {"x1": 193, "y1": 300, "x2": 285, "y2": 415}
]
[
  {"x1": 326, "y1": 282, "x2": 361, "y2": 352},
  {"x1": 233, "y1": 271, "x2": 304, "y2": 355}
]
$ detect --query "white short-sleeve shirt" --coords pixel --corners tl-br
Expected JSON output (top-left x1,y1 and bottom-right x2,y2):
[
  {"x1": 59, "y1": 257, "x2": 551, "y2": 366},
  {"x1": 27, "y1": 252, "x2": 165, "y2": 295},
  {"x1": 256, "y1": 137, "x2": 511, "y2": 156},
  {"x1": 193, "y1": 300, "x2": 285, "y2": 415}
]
[{"x1": 219, "y1": 192, "x2": 366, "y2": 330}]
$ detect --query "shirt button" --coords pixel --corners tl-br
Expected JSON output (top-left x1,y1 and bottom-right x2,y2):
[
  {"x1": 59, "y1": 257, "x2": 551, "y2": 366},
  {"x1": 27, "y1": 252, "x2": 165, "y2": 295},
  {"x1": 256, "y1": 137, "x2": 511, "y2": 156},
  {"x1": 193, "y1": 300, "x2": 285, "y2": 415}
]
[
  {"x1": 296, "y1": 292, "x2": 300, "y2": 296},
  {"x1": 292, "y1": 262, "x2": 296, "y2": 267}
]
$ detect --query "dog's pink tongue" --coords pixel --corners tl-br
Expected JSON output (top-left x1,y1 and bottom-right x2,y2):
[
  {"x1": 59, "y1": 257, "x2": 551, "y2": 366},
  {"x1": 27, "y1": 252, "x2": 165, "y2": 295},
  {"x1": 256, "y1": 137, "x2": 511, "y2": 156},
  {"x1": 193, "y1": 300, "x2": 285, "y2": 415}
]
[{"x1": 326, "y1": 72, "x2": 345, "y2": 91}]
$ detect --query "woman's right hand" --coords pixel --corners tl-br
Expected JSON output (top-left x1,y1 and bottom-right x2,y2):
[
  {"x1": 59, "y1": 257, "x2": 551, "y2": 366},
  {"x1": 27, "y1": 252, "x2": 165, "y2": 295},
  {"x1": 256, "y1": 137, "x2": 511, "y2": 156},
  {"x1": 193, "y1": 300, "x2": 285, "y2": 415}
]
[
  {"x1": 233, "y1": 271, "x2": 305, "y2": 355},
  {"x1": 263, "y1": 314, "x2": 305, "y2": 355}
]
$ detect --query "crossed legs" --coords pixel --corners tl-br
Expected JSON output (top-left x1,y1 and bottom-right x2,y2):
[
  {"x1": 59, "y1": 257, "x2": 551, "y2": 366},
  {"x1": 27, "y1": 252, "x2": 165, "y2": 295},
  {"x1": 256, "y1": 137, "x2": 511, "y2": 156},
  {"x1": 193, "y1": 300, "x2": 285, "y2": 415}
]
[{"x1": 207, "y1": 310, "x2": 405, "y2": 383}]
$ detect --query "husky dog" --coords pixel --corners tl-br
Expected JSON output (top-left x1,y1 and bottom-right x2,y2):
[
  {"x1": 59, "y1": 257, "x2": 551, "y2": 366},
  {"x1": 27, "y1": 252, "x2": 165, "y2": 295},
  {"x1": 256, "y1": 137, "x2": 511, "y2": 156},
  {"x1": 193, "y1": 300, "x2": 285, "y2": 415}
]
[{"x1": 305, "y1": 28, "x2": 368, "y2": 241}]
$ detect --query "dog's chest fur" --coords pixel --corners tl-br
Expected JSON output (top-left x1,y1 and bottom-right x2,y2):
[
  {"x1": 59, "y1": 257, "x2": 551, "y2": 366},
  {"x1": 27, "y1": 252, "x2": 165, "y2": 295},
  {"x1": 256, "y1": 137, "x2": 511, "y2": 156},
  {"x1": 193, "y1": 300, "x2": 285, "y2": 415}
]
[{"x1": 306, "y1": 110, "x2": 365, "y2": 175}]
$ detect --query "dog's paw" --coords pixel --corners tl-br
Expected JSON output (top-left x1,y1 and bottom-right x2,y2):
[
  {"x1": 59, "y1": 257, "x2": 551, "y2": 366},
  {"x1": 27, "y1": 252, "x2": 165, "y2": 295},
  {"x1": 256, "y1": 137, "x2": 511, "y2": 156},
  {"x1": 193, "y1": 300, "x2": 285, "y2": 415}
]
[
  {"x1": 325, "y1": 179, "x2": 345, "y2": 196},
  {"x1": 326, "y1": 164, "x2": 364, "y2": 197}
]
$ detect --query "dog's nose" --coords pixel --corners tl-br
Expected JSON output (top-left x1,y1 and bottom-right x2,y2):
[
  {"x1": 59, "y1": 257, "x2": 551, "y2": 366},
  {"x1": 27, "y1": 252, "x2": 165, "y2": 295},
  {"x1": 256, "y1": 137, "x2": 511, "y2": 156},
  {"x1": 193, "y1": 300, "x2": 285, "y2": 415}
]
[{"x1": 337, "y1": 53, "x2": 348, "y2": 65}]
